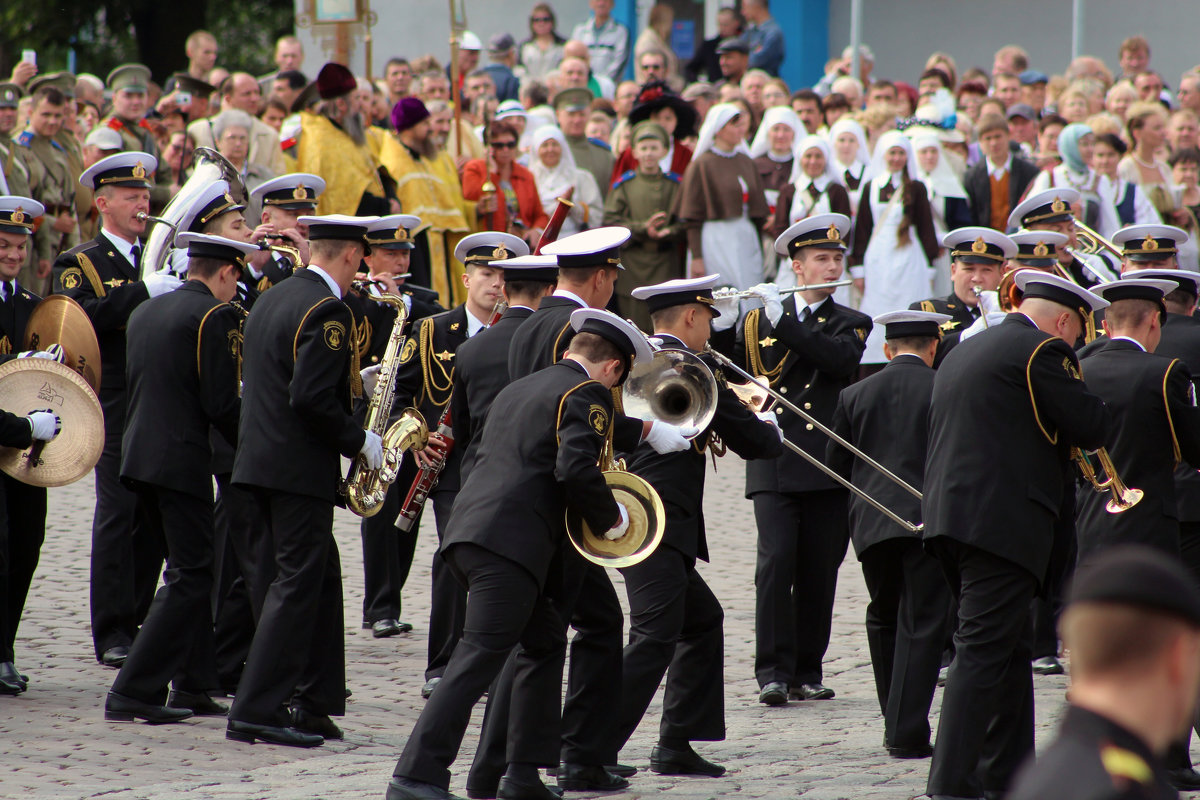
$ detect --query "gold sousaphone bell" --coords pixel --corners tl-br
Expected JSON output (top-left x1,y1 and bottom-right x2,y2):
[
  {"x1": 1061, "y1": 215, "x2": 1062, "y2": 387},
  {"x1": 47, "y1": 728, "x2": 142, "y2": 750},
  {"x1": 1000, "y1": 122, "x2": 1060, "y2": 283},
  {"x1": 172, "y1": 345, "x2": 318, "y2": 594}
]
[
  {"x1": 0, "y1": 358, "x2": 104, "y2": 487},
  {"x1": 565, "y1": 347, "x2": 718, "y2": 568}
]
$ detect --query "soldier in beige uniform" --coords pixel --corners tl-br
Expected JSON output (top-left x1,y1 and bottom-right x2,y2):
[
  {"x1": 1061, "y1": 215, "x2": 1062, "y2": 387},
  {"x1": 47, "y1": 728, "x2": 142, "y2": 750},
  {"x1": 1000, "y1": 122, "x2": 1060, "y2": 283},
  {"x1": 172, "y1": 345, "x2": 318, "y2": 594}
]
[
  {"x1": 15, "y1": 84, "x2": 79, "y2": 293},
  {"x1": 0, "y1": 83, "x2": 30, "y2": 198},
  {"x1": 100, "y1": 64, "x2": 172, "y2": 208}
]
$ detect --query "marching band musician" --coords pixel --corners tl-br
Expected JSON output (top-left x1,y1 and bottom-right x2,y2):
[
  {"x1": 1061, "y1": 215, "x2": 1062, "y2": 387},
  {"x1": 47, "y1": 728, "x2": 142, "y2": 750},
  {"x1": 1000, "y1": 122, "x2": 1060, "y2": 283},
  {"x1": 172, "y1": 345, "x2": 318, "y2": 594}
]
[
  {"x1": 728, "y1": 213, "x2": 872, "y2": 707},
  {"x1": 909, "y1": 227, "x2": 1013, "y2": 367},
  {"x1": 386, "y1": 309, "x2": 651, "y2": 800},
  {"x1": 247, "y1": 173, "x2": 323, "y2": 289},
  {"x1": 0, "y1": 195, "x2": 63, "y2": 695},
  {"x1": 922, "y1": 271, "x2": 1110, "y2": 800},
  {"x1": 610, "y1": 276, "x2": 783, "y2": 779},
  {"x1": 1007, "y1": 188, "x2": 1118, "y2": 288},
  {"x1": 372, "y1": 231, "x2": 523, "y2": 684},
  {"x1": 828, "y1": 310, "x2": 950, "y2": 760},
  {"x1": 226, "y1": 214, "x2": 381, "y2": 748},
  {"x1": 103, "y1": 232, "x2": 254, "y2": 724},
  {"x1": 347, "y1": 214, "x2": 447, "y2": 642},
  {"x1": 51, "y1": 152, "x2": 182, "y2": 669},
  {"x1": 492, "y1": 227, "x2": 693, "y2": 793}
]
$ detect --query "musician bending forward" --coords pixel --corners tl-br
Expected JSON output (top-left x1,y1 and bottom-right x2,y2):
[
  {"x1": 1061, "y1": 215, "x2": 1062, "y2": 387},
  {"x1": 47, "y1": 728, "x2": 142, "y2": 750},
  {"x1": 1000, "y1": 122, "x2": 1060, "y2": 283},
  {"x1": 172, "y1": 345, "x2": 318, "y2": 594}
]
[
  {"x1": 613, "y1": 275, "x2": 783, "y2": 777},
  {"x1": 386, "y1": 309, "x2": 650, "y2": 800}
]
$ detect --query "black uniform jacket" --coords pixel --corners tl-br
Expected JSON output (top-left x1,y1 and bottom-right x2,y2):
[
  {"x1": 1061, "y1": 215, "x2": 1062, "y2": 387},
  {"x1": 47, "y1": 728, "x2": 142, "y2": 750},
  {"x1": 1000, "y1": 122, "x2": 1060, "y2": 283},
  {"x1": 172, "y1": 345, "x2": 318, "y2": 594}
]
[
  {"x1": 440, "y1": 359, "x2": 620, "y2": 589},
  {"x1": 345, "y1": 283, "x2": 445, "y2": 368},
  {"x1": 451, "y1": 305, "x2": 533, "y2": 481},
  {"x1": 828, "y1": 354, "x2": 933, "y2": 558},
  {"x1": 52, "y1": 234, "x2": 149, "y2": 393},
  {"x1": 1076, "y1": 338, "x2": 1200, "y2": 560},
  {"x1": 923, "y1": 313, "x2": 1109, "y2": 582},
  {"x1": 121, "y1": 281, "x2": 241, "y2": 498},
  {"x1": 730, "y1": 294, "x2": 871, "y2": 496},
  {"x1": 0, "y1": 281, "x2": 39, "y2": 360},
  {"x1": 1007, "y1": 705, "x2": 1177, "y2": 800},
  {"x1": 392, "y1": 304, "x2": 469, "y2": 495},
  {"x1": 911, "y1": 292, "x2": 976, "y2": 368},
  {"x1": 232, "y1": 268, "x2": 364, "y2": 502},
  {"x1": 508, "y1": 293, "x2": 644, "y2": 451},
  {"x1": 1156, "y1": 312, "x2": 1200, "y2": 523},
  {"x1": 623, "y1": 334, "x2": 783, "y2": 562}
]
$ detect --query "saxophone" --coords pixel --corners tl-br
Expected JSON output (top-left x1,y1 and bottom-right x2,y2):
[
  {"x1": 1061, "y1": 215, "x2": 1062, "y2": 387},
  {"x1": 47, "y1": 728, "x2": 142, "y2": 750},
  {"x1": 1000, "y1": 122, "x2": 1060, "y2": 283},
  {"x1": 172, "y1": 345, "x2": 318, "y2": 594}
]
[{"x1": 342, "y1": 292, "x2": 430, "y2": 517}]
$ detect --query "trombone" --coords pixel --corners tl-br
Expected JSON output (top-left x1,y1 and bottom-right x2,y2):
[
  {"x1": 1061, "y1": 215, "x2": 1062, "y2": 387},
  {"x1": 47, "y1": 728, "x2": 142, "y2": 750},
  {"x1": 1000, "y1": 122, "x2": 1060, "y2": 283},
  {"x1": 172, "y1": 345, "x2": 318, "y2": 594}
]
[
  {"x1": 1065, "y1": 220, "x2": 1119, "y2": 284},
  {"x1": 711, "y1": 279, "x2": 853, "y2": 302},
  {"x1": 1072, "y1": 447, "x2": 1143, "y2": 513},
  {"x1": 703, "y1": 345, "x2": 925, "y2": 533}
]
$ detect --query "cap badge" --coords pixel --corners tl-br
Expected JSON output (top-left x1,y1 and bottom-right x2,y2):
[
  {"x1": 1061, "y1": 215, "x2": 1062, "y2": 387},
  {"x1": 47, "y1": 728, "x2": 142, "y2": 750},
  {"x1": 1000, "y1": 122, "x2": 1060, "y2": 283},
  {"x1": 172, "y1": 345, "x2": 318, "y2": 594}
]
[
  {"x1": 11, "y1": 208, "x2": 24, "y2": 225},
  {"x1": 971, "y1": 237, "x2": 987, "y2": 254},
  {"x1": 493, "y1": 246, "x2": 509, "y2": 260},
  {"x1": 394, "y1": 228, "x2": 409, "y2": 241},
  {"x1": 132, "y1": 161, "x2": 146, "y2": 179},
  {"x1": 1051, "y1": 197, "x2": 1066, "y2": 214},
  {"x1": 1033, "y1": 242, "x2": 1049, "y2": 256},
  {"x1": 1143, "y1": 234, "x2": 1158, "y2": 251},
  {"x1": 826, "y1": 223, "x2": 839, "y2": 241},
  {"x1": 293, "y1": 183, "x2": 307, "y2": 200}
]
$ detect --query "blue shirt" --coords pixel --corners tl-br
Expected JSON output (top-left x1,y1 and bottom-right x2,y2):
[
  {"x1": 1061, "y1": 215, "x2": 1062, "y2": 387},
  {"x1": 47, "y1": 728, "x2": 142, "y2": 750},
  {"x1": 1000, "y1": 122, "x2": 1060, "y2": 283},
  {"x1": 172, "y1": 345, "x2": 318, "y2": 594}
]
[{"x1": 746, "y1": 17, "x2": 785, "y2": 76}]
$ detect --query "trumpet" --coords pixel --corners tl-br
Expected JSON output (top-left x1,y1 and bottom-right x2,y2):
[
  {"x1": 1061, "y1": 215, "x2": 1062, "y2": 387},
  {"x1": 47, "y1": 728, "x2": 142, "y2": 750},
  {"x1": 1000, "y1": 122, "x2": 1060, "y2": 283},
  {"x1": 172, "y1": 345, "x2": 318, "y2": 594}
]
[
  {"x1": 704, "y1": 344, "x2": 925, "y2": 533},
  {"x1": 711, "y1": 279, "x2": 853, "y2": 302},
  {"x1": 1073, "y1": 447, "x2": 1143, "y2": 514}
]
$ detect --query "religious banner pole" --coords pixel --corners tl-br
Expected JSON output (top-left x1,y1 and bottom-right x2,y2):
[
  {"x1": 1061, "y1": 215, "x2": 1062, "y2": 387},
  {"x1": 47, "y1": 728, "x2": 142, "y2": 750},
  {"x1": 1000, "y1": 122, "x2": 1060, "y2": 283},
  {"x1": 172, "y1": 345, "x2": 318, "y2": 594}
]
[{"x1": 449, "y1": 0, "x2": 466, "y2": 156}]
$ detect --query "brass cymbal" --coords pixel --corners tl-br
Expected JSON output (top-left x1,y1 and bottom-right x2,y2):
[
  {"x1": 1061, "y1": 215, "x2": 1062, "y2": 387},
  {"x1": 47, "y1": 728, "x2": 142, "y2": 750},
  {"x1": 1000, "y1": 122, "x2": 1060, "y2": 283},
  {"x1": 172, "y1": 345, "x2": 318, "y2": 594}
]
[
  {"x1": 24, "y1": 294, "x2": 102, "y2": 393},
  {"x1": 0, "y1": 359, "x2": 104, "y2": 487}
]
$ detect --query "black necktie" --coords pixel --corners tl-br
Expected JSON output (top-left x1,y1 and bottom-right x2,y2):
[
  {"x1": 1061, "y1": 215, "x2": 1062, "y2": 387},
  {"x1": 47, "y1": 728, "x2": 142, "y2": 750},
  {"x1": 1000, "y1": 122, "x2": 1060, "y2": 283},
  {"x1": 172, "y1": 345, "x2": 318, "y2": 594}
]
[
  {"x1": 1, "y1": 282, "x2": 10, "y2": 303},
  {"x1": 130, "y1": 244, "x2": 141, "y2": 270},
  {"x1": 880, "y1": 183, "x2": 895, "y2": 202}
]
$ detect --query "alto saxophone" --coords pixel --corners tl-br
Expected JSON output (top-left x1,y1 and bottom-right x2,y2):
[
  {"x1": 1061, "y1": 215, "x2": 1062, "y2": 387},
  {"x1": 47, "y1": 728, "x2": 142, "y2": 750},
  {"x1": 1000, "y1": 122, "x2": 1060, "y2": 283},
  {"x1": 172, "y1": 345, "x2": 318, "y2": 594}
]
[{"x1": 342, "y1": 293, "x2": 429, "y2": 517}]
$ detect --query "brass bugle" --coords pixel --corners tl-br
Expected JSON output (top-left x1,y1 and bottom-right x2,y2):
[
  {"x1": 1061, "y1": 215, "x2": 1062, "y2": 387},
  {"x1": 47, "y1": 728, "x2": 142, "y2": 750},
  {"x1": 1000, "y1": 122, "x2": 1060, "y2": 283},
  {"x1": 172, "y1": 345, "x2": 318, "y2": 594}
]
[
  {"x1": 705, "y1": 344, "x2": 924, "y2": 533},
  {"x1": 711, "y1": 279, "x2": 853, "y2": 301}
]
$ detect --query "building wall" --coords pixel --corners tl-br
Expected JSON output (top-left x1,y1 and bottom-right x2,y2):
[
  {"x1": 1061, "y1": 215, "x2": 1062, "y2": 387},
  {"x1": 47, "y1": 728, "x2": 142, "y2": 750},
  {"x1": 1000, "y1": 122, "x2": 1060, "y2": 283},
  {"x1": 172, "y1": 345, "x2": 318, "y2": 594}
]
[{"x1": 828, "y1": 0, "x2": 1199, "y2": 92}]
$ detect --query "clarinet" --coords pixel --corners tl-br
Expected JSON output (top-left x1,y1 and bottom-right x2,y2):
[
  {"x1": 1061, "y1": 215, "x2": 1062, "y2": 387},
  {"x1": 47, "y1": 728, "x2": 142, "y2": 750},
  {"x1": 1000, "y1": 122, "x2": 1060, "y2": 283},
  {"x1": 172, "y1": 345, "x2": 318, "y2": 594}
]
[{"x1": 394, "y1": 298, "x2": 508, "y2": 532}]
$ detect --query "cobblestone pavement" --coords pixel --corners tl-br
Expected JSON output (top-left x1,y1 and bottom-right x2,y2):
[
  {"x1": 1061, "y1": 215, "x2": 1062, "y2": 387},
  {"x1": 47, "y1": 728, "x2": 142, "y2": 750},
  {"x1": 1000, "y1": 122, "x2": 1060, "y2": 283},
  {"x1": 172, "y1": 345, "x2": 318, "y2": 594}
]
[{"x1": 4, "y1": 456, "x2": 1077, "y2": 800}]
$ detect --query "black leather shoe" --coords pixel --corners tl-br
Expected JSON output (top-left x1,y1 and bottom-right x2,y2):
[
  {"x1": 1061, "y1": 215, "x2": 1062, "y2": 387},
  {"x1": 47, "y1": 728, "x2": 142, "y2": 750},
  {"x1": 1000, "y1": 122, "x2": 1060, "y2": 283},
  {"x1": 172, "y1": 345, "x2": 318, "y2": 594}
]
[
  {"x1": 757, "y1": 681, "x2": 788, "y2": 705},
  {"x1": 226, "y1": 719, "x2": 323, "y2": 747},
  {"x1": 1031, "y1": 656, "x2": 1065, "y2": 675},
  {"x1": 496, "y1": 776, "x2": 563, "y2": 799},
  {"x1": 465, "y1": 773, "x2": 500, "y2": 800},
  {"x1": 104, "y1": 691, "x2": 194, "y2": 723},
  {"x1": 606, "y1": 763, "x2": 636, "y2": 778},
  {"x1": 0, "y1": 662, "x2": 24, "y2": 694},
  {"x1": 100, "y1": 646, "x2": 129, "y2": 668},
  {"x1": 372, "y1": 619, "x2": 410, "y2": 638},
  {"x1": 1167, "y1": 767, "x2": 1200, "y2": 790},
  {"x1": 421, "y1": 676, "x2": 441, "y2": 699},
  {"x1": 290, "y1": 707, "x2": 343, "y2": 739},
  {"x1": 886, "y1": 742, "x2": 934, "y2": 759},
  {"x1": 167, "y1": 690, "x2": 228, "y2": 716},
  {"x1": 649, "y1": 744, "x2": 726, "y2": 777},
  {"x1": 557, "y1": 763, "x2": 628, "y2": 791},
  {"x1": 791, "y1": 682, "x2": 836, "y2": 700},
  {"x1": 386, "y1": 777, "x2": 466, "y2": 800}
]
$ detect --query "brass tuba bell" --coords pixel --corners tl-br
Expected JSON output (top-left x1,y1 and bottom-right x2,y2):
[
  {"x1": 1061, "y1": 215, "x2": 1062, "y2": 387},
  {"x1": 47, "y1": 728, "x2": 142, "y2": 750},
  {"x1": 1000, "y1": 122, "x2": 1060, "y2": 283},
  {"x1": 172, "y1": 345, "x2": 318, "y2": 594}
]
[{"x1": 620, "y1": 348, "x2": 718, "y2": 434}]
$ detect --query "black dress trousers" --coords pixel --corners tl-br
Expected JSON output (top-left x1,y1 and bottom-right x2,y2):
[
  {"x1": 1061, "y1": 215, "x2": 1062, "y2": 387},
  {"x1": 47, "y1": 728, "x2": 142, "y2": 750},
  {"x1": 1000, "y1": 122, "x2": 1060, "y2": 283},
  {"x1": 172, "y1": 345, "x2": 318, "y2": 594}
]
[
  {"x1": 394, "y1": 542, "x2": 565, "y2": 790},
  {"x1": 425, "y1": 491, "x2": 464, "y2": 681},
  {"x1": 360, "y1": 458, "x2": 421, "y2": 626},
  {"x1": 0, "y1": 475, "x2": 46, "y2": 663}
]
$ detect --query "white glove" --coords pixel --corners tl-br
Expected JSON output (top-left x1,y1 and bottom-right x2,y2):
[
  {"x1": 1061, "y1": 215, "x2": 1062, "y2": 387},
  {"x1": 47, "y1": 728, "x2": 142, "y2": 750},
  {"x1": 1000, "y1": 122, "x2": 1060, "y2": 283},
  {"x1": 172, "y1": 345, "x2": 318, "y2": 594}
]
[
  {"x1": 756, "y1": 410, "x2": 785, "y2": 442},
  {"x1": 603, "y1": 502, "x2": 630, "y2": 540},
  {"x1": 26, "y1": 411, "x2": 59, "y2": 441},
  {"x1": 960, "y1": 312, "x2": 1006, "y2": 342},
  {"x1": 711, "y1": 293, "x2": 741, "y2": 331},
  {"x1": 144, "y1": 270, "x2": 183, "y2": 298},
  {"x1": 18, "y1": 344, "x2": 65, "y2": 362},
  {"x1": 750, "y1": 282, "x2": 784, "y2": 326},
  {"x1": 644, "y1": 420, "x2": 697, "y2": 454},
  {"x1": 359, "y1": 430, "x2": 384, "y2": 470},
  {"x1": 975, "y1": 289, "x2": 1001, "y2": 314},
  {"x1": 360, "y1": 364, "x2": 383, "y2": 398}
]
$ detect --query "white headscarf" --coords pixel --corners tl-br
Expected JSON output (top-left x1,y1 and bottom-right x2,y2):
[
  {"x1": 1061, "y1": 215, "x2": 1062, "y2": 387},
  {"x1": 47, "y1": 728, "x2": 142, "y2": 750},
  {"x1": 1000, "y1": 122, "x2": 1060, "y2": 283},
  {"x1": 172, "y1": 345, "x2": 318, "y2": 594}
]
[
  {"x1": 827, "y1": 117, "x2": 871, "y2": 169},
  {"x1": 868, "y1": 130, "x2": 919, "y2": 186},
  {"x1": 529, "y1": 126, "x2": 580, "y2": 209},
  {"x1": 909, "y1": 130, "x2": 966, "y2": 200},
  {"x1": 693, "y1": 103, "x2": 750, "y2": 159},
  {"x1": 788, "y1": 135, "x2": 844, "y2": 224},
  {"x1": 749, "y1": 107, "x2": 803, "y2": 160}
]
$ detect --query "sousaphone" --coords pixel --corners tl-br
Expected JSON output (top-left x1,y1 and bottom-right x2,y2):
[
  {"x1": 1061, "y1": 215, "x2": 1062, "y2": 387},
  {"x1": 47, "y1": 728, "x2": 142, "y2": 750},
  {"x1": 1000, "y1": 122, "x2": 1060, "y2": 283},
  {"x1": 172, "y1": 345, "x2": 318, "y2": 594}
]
[
  {"x1": 0, "y1": 359, "x2": 104, "y2": 487},
  {"x1": 23, "y1": 294, "x2": 101, "y2": 392}
]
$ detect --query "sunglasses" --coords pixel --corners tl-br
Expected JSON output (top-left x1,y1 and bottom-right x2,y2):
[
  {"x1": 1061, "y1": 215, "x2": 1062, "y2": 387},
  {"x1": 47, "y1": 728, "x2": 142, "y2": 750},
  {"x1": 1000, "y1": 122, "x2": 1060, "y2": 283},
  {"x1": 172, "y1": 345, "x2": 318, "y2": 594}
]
[
  {"x1": 531, "y1": 16, "x2": 552, "y2": 22},
  {"x1": 490, "y1": 141, "x2": 518, "y2": 149}
]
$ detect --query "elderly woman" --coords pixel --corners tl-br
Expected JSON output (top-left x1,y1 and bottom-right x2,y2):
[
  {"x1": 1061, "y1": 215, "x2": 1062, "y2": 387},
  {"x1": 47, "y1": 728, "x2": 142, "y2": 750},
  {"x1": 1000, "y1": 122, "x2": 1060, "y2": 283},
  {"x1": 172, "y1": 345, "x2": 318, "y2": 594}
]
[
  {"x1": 213, "y1": 108, "x2": 275, "y2": 220},
  {"x1": 1028, "y1": 122, "x2": 1120, "y2": 237},
  {"x1": 462, "y1": 120, "x2": 549, "y2": 246},
  {"x1": 674, "y1": 103, "x2": 769, "y2": 289},
  {"x1": 528, "y1": 125, "x2": 602, "y2": 238}
]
